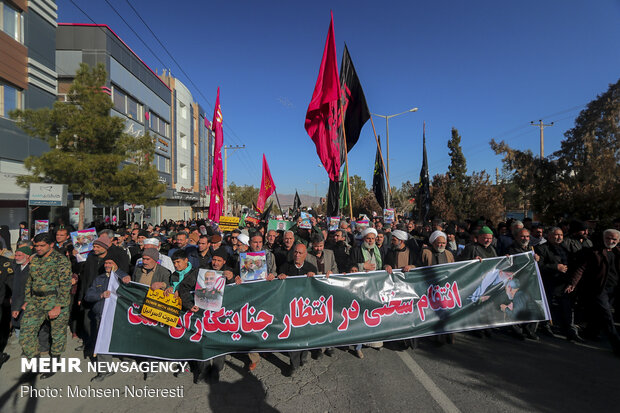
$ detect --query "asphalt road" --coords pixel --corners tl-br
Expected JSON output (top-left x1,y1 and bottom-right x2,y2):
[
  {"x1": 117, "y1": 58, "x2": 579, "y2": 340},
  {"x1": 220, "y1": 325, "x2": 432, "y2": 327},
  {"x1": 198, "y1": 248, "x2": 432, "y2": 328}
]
[{"x1": 0, "y1": 329, "x2": 618, "y2": 413}]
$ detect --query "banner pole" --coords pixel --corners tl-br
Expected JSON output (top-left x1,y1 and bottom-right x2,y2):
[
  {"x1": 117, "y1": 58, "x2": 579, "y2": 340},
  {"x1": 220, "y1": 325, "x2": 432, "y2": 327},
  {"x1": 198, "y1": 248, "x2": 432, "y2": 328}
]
[
  {"x1": 369, "y1": 115, "x2": 392, "y2": 198},
  {"x1": 273, "y1": 189, "x2": 284, "y2": 217},
  {"x1": 339, "y1": 101, "x2": 354, "y2": 219}
]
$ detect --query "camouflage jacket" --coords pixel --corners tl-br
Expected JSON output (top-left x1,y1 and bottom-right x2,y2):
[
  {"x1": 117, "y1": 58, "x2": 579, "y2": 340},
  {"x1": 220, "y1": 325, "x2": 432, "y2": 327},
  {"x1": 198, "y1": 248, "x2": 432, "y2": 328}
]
[{"x1": 25, "y1": 249, "x2": 72, "y2": 310}]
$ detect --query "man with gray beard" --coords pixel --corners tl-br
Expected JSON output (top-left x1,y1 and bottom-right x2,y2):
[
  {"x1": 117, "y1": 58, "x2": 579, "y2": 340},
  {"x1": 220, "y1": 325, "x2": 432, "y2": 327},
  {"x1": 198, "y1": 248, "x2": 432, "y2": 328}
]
[
  {"x1": 507, "y1": 228, "x2": 540, "y2": 262},
  {"x1": 506, "y1": 228, "x2": 540, "y2": 340},
  {"x1": 566, "y1": 229, "x2": 620, "y2": 356},
  {"x1": 420, "y1": 231, "x2": 455, "y2": 266}
]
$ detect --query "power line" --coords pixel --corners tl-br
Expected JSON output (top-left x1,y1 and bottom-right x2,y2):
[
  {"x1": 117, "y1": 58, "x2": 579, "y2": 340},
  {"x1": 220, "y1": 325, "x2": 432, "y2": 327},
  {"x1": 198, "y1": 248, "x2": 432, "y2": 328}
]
[
  {"x1": 68, "y1": 0, "x2": 257, "y2": 178},
  {"x1": 67, "y1": 0, "x2": 256, "y2": 181},
  {"x1": 117, "y1": 0, "x2": 259, "y2": 175},
  {"x1": 389, "y1": 105, "x2": 584, "y2": 183},
  {"x1": 100, "y1": 0, "x2": 170, "y2": 72},
  {"x1": 119, "y1": 1, "x2": 246, "y2": 142}
]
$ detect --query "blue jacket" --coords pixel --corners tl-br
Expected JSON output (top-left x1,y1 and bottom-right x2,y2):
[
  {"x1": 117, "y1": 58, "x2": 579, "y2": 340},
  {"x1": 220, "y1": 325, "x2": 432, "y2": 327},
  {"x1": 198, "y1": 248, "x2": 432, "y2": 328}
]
[{"x1": 84, "y1": 270, "x2": 128, "y2": 318}]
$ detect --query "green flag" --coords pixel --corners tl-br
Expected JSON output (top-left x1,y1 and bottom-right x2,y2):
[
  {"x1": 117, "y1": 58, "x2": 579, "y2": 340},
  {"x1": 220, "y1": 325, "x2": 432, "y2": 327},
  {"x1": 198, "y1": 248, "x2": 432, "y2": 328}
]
[{"x1": 339, "y1": 164, "x2": 349, "y2": 210}]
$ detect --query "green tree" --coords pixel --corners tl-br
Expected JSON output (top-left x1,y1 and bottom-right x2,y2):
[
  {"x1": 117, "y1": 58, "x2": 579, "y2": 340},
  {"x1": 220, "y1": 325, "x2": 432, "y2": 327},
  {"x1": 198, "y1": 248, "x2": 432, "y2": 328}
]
[
  {"x1": 428, "y1": 128, "x2": 506, "y2": 222},
  {"x1": 348, "y1": 175, "x2": 369, "y2": 218},
  {"x1": 228, "y1": 183, "x2": 259, "y2": 214},
  {"x1": 356, "y1": 192, "x2": 382, "y2": 218},
  {"x1": 390, "y1": 181, "x2": 416, "y2": 215},
  {"x1": 491, "y1": 78, "x2": 620, "y2": 222},
  {"x1": 444, "y1": 127, "x2": 470, "y2": 220},
  {"x1": 112, "y1": 132, "x2": 167, "y2": 208},
  {"x1": 447, "y1": 127, "x2": 467, "y2": 181},
  {"x1": 431, "y1": 172, "x2": 505, "y2": 223},
  {"x1": 11, "y1": 63, "x2": 165, "y2": 229}
]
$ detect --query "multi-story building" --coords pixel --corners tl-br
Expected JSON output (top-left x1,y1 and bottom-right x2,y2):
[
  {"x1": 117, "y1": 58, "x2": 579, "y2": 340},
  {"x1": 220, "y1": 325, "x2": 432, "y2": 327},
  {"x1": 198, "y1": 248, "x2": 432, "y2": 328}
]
[
  {"x1": 56, "y1": 23, "x2": 173, "y2": 223},
  {"x1": 158, "y1": 73, "x2": 202, "y2": 220},
  {"x1": 196, "y1": 105, "x2": 213, "y2": 218},
  {"x1": 0, "y1": 0, "x2": 58, "y2": 240}
]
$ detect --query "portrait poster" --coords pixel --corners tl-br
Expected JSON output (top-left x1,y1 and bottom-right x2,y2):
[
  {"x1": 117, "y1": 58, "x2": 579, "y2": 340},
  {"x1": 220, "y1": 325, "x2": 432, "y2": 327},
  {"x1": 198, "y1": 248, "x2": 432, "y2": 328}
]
[
  {"x1": 34, "y1": 220, "x2": 49, "y2": 235},
  {"x1": 299, "y1": 212, "x2": 312, "y2": 229},
  {"x1": 71, "y1": 228, "x2": 98, "y2": 254},
  {"x1": 329, "y1": 217, "x2": 340, "y2": 231},
  {"x1": 383, "y1": 209, "x2": 395, "y2": 223},
  {"x1": 356, "y1": 219, "x2": 369, "y2": 231},
  {"x1": 194, "y1": 269, "x2": 226, "y2": 312},
  {"x1": 239, "y1": 251, "x2": 268, "y2": 281},
  {"x1": 268, "y1": 220, "x2": 294, "y2": 232}
]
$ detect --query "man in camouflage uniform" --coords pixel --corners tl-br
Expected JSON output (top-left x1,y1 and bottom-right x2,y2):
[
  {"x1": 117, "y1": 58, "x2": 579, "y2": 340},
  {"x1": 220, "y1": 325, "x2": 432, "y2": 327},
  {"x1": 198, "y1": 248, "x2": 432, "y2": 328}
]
[{"x1": 19, "y1": 232, "x2": 71, "y2": 379}]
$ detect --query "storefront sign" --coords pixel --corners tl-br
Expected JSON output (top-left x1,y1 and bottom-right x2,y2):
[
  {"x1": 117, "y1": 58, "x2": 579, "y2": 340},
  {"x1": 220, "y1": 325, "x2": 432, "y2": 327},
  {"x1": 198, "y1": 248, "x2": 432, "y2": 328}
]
[{"x1": 29, "y1": 183, "x2": 68, "y2": 206}]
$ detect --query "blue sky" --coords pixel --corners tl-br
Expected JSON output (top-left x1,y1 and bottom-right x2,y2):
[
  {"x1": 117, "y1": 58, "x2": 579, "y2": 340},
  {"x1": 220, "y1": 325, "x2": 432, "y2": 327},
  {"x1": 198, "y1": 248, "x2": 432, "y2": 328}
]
[{"x1": 58, "y1": 0, "x2": 620, "y2": 197}]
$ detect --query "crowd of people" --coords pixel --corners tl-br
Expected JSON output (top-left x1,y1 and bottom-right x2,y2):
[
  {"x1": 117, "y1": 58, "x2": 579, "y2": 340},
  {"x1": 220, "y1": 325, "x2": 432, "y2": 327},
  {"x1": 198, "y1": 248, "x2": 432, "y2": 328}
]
[{"x1": 0, "y1": 211, "x2": 619, "y2": 384}]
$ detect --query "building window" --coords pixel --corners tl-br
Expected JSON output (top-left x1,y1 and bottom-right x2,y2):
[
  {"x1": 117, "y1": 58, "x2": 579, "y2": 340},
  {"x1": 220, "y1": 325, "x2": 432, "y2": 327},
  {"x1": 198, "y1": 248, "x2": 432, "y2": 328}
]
[
  {"x1": 0, "y1": 2, "x2": 22, "y2": 42},
  {"x1": 127, "y1": 95, "x2": 143, "y2": 122},
  {"x1": 180, "y1": 132, "x2": 187, "y2": 149},
  {"x1": 156, "y1": 155, "x2": 171, "y2": 174},
  {"x1": 0, "y1": 82, "x2": 23, "y2": 118},
  {"x1": 149, "y1": 112, "x2": 170, "y2": 138},
  {"x1": 113, "y1": 87, "x2": 126, "y2": 113},
  {"x1": 112, "y1": 85, "x2": 143, "y2": 123},
  {"x1": 180, "y1": 163, "x2": 188, "y2": 179},
  {"x1": 179, "y1": 102, "x2": 187, "y2": 119}
]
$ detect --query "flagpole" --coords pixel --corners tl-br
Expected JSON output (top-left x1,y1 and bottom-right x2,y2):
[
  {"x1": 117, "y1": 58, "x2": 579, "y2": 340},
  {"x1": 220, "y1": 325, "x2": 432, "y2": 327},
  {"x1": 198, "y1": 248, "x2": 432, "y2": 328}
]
[
  {"x1": 369, "y1": 116, "x2": 392, "y2": 201},
  {"x1": 273, "y1": 189, "x2": 284, "y2": 217},
  {"x1": 340, "y1": 102, "x2": 354, "y2": 219}
]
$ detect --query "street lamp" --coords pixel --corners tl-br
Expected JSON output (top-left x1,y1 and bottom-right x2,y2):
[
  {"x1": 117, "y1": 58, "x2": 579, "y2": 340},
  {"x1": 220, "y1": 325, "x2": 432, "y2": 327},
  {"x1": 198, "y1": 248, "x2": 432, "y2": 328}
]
[{"x1": 371, "y1": 107, "x2": 419, "y2": 207}]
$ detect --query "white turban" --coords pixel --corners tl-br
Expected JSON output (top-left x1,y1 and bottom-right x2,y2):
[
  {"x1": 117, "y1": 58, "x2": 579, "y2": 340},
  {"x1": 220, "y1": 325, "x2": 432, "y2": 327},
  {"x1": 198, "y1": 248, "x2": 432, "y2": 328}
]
[
  {"x1": 392, "y1": 230, "x2": 409, "y2": 241},
  {"x1": 237, "y1": 233, "x2": 250, "y2": 246},
  {"x1": 429, "y1": 230, "x2": 447, "y2": 244},
  {"x1": 361, "y1": 228, "x2": 378, "y2": 238},
  {"x1": 144, "y1": 238, "x2": 160, "y2": 246}
]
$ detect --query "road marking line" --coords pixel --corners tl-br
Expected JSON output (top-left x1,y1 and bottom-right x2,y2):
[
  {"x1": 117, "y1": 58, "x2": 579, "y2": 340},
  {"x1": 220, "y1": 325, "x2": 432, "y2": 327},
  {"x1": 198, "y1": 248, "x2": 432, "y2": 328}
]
[{"x1": 397, "y1": 351, "x2": 461, "y2": 413}]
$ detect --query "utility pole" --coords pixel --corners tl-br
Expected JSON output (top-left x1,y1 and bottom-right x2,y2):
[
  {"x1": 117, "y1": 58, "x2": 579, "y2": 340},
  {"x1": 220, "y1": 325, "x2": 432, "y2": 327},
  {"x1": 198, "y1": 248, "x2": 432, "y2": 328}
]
[
  {"x1": 530, "y1": 119, "x2": 554, "y2": 158},
  {"x1": 223, "y1": 145, "x2": 245, "y2": 215}
]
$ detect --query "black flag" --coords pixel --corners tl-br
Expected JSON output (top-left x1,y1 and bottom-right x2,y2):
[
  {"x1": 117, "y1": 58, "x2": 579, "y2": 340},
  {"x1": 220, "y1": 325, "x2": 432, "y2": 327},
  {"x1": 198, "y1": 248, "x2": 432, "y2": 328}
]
[
  {"x1": 293, "y1": 191, "x2": 302, "y2": 213},
  {"x1": 417, "y1": 123, "x2": 431, "y2": 222},
  {"x1": 372, "y1": 138, "x2": 386, "y2": 209},
  {"x1": 260, "y1": 201, "x2": 273, "y2": 222},
  {"x1": 339, "y1": 44, "x2": 370, "y2": 163},
  {"x1": 326, "y1": 179, "x2": 340, "y2": 217}
]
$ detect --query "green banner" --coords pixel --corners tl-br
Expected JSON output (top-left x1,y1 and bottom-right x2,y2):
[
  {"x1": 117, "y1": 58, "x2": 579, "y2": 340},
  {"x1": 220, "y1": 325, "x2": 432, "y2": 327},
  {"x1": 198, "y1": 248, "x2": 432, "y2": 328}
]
[{"x1": 96, "y1": 253, "x2": 549, "y2": 361}]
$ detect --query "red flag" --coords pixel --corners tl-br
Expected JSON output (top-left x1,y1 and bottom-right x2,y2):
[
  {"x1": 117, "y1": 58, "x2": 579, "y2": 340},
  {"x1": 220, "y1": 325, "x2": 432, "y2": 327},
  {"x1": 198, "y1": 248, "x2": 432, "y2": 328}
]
[
  {"x1": 257, "y1": 154, "x2": 276, "y2": 213},
  {"x1": 304, "y1": 12, "x2": 341, "y2": 181},
  {"x1": 208, "y1": 88, "x2": 224, "y2": 222}
]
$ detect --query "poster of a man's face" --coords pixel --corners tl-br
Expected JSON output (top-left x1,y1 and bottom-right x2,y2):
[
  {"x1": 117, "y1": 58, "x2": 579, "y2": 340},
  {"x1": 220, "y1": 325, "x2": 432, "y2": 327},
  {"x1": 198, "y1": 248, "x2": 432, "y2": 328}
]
[
  {"x1": 71, "y1": 228, "x2": 97, "y2": 254},
  {"x1": 195, "y1": 270, "x2": 225, "y2": 311},
  {"x1": 239, "y1": 251, "x2": 267, "y2": 281},
  {"x1": 204, "y1": 271, "x2": 218, "y2": 291}
]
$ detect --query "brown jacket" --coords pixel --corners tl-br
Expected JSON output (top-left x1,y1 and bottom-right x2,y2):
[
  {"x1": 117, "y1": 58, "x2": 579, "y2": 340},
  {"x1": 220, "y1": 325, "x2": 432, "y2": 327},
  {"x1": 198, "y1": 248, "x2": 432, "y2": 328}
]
[{"x1": 420, "y1": 248, "x2": 455, "y2": 267}]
